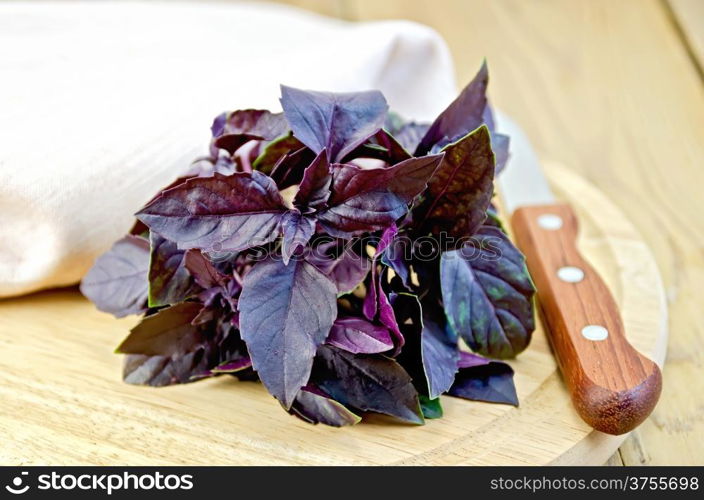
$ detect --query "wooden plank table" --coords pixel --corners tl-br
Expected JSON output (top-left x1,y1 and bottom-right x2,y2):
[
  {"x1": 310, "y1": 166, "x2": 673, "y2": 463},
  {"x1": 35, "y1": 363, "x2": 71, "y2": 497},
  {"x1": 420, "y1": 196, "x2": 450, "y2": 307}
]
[{"x1": 270, "y1": 0, "x2": 704, "y2": 465}]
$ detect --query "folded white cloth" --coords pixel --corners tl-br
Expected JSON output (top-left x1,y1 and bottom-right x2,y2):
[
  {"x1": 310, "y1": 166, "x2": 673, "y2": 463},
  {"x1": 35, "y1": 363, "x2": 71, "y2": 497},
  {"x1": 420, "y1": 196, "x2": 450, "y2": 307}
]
[{"x1": 0, "y1": 1, "x2": 458, "y2": 297}]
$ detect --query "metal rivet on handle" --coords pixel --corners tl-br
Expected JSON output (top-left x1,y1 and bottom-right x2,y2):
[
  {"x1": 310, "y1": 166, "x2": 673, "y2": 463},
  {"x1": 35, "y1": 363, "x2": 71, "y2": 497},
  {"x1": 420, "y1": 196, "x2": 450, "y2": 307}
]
[
  {"x1": 557, "y1": 266, "x2": 584, "y2": 283},
  {"x1": 537, "y1": 214, "x2": 563, "y2": 230},
  {"x1": 582, "y1": 325, "x2": 609, "y2": 341}
]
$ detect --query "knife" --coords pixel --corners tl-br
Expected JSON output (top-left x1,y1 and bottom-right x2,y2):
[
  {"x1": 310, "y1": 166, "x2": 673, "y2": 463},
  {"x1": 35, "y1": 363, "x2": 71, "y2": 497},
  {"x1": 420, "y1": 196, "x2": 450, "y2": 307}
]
[{"x1": 495, "y1": 112, "x2": 661, "y2": 435}]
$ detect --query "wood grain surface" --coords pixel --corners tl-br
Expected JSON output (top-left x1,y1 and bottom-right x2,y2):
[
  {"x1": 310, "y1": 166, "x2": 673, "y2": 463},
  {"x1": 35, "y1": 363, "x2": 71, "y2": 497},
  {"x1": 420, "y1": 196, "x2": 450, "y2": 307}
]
[
  {"x1": 511, "y1": 203, "x2": 661, "y2": 435},
  {"x1": 271, "y1": 0, "x2": 704, "y2": 467},
  {"x1": 0, "y1": 164, "x2": 667, "y2": 465}
]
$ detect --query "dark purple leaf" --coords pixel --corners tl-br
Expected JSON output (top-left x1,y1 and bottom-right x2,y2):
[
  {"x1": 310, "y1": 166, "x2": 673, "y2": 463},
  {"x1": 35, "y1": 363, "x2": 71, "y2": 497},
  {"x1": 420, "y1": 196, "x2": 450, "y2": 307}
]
[
  {"x1": 448, "y1": 360, "x2": 518, "y2": 406},
  {"x1": 392, "y1": 293, "x2": 458, "y2": 398},
  {"x1": 377, "y1": 281, "x2": 405, "y2": 354},
  {"x1": 80, "y1": 235, "x2": 150, "y2": 318},
  {"x1": 216, "y1": 109, "x2": 288, "y2": 140},
  {"x1": 344, "y1": 129, "x2": 411, "y2": 164},
  {"x1": 293, "y1": 150, "x2": 331, "y2": 210},
  {"x1": 148, "y1": 232, "x2": 199, "y2": 307},
  {"x1": 213, "y1": 134, "x2": 260, "y2": 156},
  {"x1": 183, "y1": 249, "x2": 229, "y2": 290},
  {"x1": 252, "y1": 133, "x2": 305, "y2": 175},
  {"x1": 123, "y1": 319, "x2": 247, "y2": 386},
  {"x1": 136, "y1": 171, "x2": 286, "y2": 252},
  {"x1": 381, "y1": 234, "x2": 411, "y2": 289},
  {"x1": 440, "y1": 224, "x2": 535, "y2": 358},
  {"x1": 416, "y1": 125, "x2": 495, "y2": 239},
  {"x1": 458, "y1": 350, "x2": 491, "y2": 369},
  {"x1": 421, "y1": 320, "x2": 460, "y2": 398},
  {"x1": 318, "y1": 154, "x2": 443, "y2": 237},
  {"x1": 377, "y1": 223, "x2": 398, "y2": 254},
  {"x1": 123, "y1": 351, "x2": 212, "y2": 387},
  {"x1": 491, "y1": 133, "x2": 510, "y2": 175},
  {"x1": 394, "y1": 122, "x2": 430, "y2": 155},
  {"x1": 238, "y1": 257, "x2": 337, "y2": 408},
  {"x1": 290, "y1": 385, "x2": 361, "y2": 427},
  {"x1": 212, "y1": 110, "x2": 288, "y2": 155},
  {"x1": 280, "y1": 211, "x2": 316, "y2": 264},
  {"x1": 326, "y1": 316, "x2": 394, "y2": 354},
  {"x1": 280, "y1": 86, "x2": 389, "y2": 162},
  {"x1": 309, "y1": 242, "x2": 371, "y2": 294},
  {"x1": 269, "y1": 146, "x2": 316, "y2": 190},
  {"x1": 362, "y1": 273, "x2": 378, "y2": 320},
  {"x1": 311, "y1": 345, "x2": 424, "y2": 424},
  {"x1": 189, "y1": 153, "x2": 237, "y2": 177},
  {"x1": 211, "y1": 357, "x2": 252, "y2": 373},
  {"x1": 362, "y1": 224, "x2": 397, "y2": 319},
  {"x1": 481, "y1": 103, "x2": 510, "y2": 175},
  {"x1": 416, "y1": 61, "x2": 488, "y2": 155},
  {"x1": 117, "y1": 302, "x2": 205, "y2": 357}
]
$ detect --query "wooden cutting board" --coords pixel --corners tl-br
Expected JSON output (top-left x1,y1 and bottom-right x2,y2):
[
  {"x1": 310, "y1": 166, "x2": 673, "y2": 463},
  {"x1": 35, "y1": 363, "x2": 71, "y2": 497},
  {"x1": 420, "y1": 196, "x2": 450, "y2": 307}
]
[{"x1": 0, "y1": 163, "x2": 667, "y2": 466}]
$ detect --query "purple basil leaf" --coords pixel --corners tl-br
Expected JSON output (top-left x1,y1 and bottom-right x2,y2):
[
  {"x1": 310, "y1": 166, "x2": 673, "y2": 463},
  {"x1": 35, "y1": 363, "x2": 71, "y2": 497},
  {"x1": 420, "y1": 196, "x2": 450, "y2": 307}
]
[
  {"x1": 211, "y1": 357, "x2": 253, "y2": 373},
  {"x1": 362, "y1": 272, "x2": 378, "y2": 320},
  {"x1": 309, "y1": 243, "x2": 371, "y2": 294},
  {"x1": 326, "y1": 316, "x2": 394, "y2": 354},
  {"x1": 116, "y1": 302, "x2": 205, "y2": 357},
  {"x1": 293, "y1": 150, "x2": 331, "y2": 210},
  {"x1": 421, "y1": 319, "x2": 460, "y2": 398},
  {"x1": 394, "y1": 122, "x2": 431, "y2": 155},
  {"x1": 381, "y1": 235, "x2": 411, "y2": 289},
  {"x1": 311, "y1": 345, "x2": 424, "y2": 424},
  {"x1": 269, "y1": 146, "x2": 316, "y2": 190},
  {"x1": 344, "y1": 129, "x2": 411, "y2": 164},
  {"x1": 318, "y1": 154, "x2": 443, "y2": 237},
  {"x1": 124, "y1": 324, "x2": 246, "y2": 386},
  {"x1": 492, "y1": 133, "x2": 510, "y2": 175},
  {"x1": 440, "y1": 224, "x2": 535, "y2": 358},
  {"x1": 216, "y1": 109, "x2": 288, "y2": 140},
  {"x1": 213, "y1": 134, "x2": 260, "y2": 156},
  {"x1": 136, "y1": 171, "x2": 286, "y2": 252},
  {"x1": 330, "y1": 251, "x2": 370, "y2": 293},
  {"x1": 280, "y1": 86, "x2": 389, "y2": 162},
  {"x1": 377, "y1": 278, "x2": 405, "y2": 354},
  {"x1": 252, "y1": 133, "x2": 305, "y2": 175},
  {"x1": 392, "y1": 293, "x2": 459, "y2": 398},
  {"x1": 377, "y1": 223, "x2": 398, "y2": 254},
  {"x1": 416, "y1": 125, "x2": 495, "y2": 239},
  {"x1": 458, "y1": 350, "x2": 492, "y2": 369},
  {"x1": 416, "y1": 61, "x2": 488, "y2": 155},
  {"x1": 362, "y1": 224, "x2": 397, "y2": 319},
  {"x1": 148, "y1": 232, "x2": 199, "y2": 307},
  {"x1": 448, "y1": 360, "x2": 518, "y2": 406},
  {"x1": 183, "y1": 249, "x2": 229, "y2": 290},
  {"x1": 290, "y1": 386, "x2": 361, "y2": 427},
  {"x1": 212, "y1": 110, "x2": 288, "y2": 155},
  {"x1": 80, "y1": 235, "x2": 150, "y2": 318},
  {"x1": 280, "y1": 211, "x2": 316, "y2": 264},
  {"x1": 480, "y1": 103, "x2": 510, "y2": 175},
  {"x1": 189, "y1": 153, "x2": 237, "y2": 177},
  {"x1": 384, "y1": 111, "x2": 431, "y2": 154},
  {"x1": 123, "y1": 351, "x2": 212, "y2": 387},
  {"x1": 238, "y1": 257, "x2": 337, "y2": 408}
]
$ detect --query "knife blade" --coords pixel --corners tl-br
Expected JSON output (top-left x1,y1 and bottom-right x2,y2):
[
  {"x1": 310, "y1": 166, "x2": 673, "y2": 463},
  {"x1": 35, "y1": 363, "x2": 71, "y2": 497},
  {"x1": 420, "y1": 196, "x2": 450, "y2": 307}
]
[{"x1": 495, "y1": 112, "x2": 661, "y2": 435}]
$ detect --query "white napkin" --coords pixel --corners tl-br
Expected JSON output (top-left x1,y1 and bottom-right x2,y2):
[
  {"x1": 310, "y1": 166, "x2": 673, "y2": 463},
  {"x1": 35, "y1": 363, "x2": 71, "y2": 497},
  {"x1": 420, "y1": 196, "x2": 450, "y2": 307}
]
[{"x1": 0, "y1": 1, "x2": 457, "y2": 297}]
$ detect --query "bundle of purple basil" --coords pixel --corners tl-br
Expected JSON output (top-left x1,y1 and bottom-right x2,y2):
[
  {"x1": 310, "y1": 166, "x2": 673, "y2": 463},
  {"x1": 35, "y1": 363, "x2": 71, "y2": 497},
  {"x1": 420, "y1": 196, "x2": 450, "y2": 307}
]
[{"x1": 81, "y1": 63, "x2": 536, "y2": 427}]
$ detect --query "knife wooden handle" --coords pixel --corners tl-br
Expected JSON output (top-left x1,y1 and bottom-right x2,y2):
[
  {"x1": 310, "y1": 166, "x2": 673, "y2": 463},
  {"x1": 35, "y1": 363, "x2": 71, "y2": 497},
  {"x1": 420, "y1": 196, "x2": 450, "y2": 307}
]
[{"x1": 511, "y1": 203, "x2": 661, "y2": 435}]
